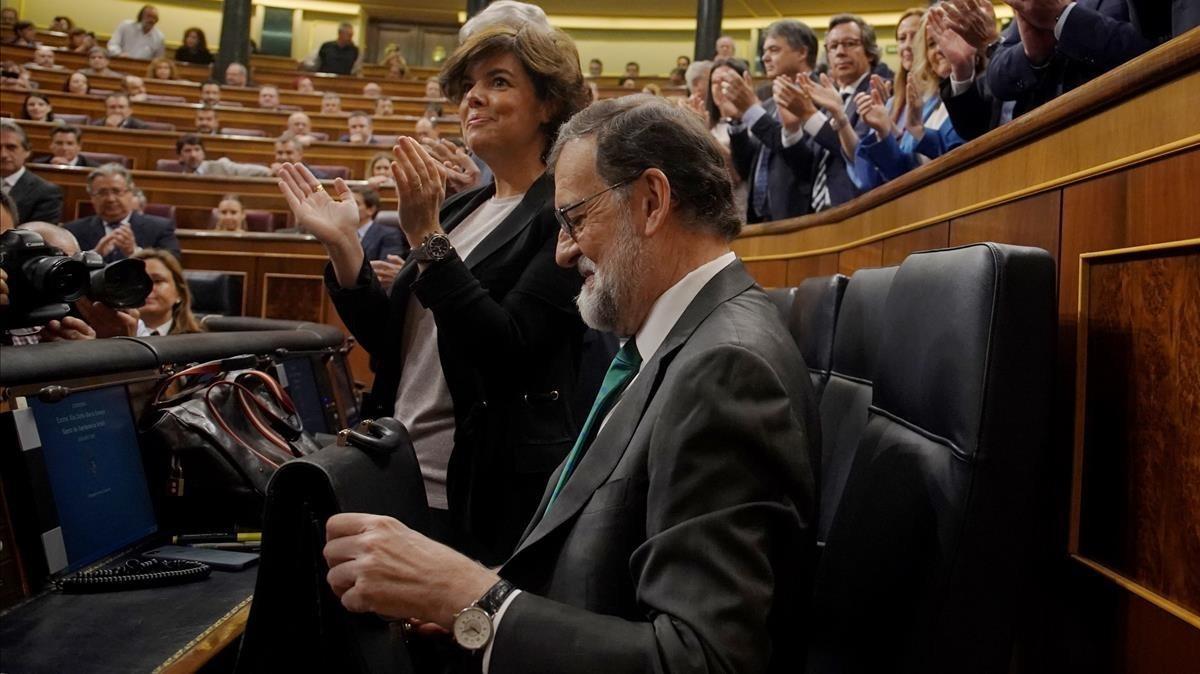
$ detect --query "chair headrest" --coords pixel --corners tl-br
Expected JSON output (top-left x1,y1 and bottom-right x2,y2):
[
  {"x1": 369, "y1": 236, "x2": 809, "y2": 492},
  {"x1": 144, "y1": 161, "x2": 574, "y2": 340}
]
[
  {"x1": 793, "y1": 274, "x2": 847, "y2": 373},
  {"x1": 872, "y1": 243, "x2": 1055, "y2": 459},
  {"x1": 831, "y1": 266, "x2": 897, "y2": 382},
  {"x1": 374, "y1": 210, "x2": 400, "y2": 228}
]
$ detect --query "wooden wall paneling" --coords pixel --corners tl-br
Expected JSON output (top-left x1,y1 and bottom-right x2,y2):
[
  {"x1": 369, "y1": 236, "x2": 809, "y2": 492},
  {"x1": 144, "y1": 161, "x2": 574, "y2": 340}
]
[
  {"x1": 948, "y1": 191, "x2": 1063, "y2": 261},
  {"x1": 261, "y1": 274, "x2": 326, "y2": 323},
  {"x1": 1072, "y1": 243, "x2": 1200, "y2": 628},
  {"x1": 179, "y1": 251, "x2": 262, "y2": 316},
  {"x1": 785, "y1": 254, "x2": 840, "y2": 285},
  {"x1": 880, "y1": 222, "x2": 950, "y2": 266},
  {"x1": 742, "y1": 260, "x2": 788, "y2": 288},
  {"x1": 837, "y1": 241, "x2": 884, "y2": 276}
]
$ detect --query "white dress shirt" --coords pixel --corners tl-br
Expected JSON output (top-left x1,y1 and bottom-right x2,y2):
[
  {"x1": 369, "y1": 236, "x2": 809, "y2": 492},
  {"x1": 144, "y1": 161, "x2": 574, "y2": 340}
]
[
  {"x1": 482, "y1": 250, "x2": 739, "y2": 671},
  {"x1": 137, "y1": 317, "x2": 173, "y2": 337},
  {"x1": 108, "y1": 20, "x2": 165, "y2": 59}
]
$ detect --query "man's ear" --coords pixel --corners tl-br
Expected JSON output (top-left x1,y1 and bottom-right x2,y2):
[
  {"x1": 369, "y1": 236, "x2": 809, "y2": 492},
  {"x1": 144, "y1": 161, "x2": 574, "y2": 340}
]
[{"x1": 640, "y1": 168, "x2": 672, "y2": 238}]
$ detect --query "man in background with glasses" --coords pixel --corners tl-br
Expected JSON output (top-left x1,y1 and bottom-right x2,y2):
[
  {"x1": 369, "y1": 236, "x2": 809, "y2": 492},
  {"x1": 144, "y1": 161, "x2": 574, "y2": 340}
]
[{"x1": 63, "y1": 164, "x2": 180, "y2": 261}]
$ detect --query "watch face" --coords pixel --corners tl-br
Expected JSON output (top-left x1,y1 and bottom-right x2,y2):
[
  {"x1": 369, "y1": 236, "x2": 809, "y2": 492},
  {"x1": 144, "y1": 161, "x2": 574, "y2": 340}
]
[
  {"x1": 452, "y1": 606, "x2": 493, "y2": 650},
  {"x1": 428, "y1": 234, "x2": 452, "y2": 260}
]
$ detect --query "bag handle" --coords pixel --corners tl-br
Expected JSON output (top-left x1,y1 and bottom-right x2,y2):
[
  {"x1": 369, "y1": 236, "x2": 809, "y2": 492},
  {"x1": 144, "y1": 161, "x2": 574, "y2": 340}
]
[
  {"x1": 203, "y1": 380, "x2": 294, "y2": 468},
  {"x1": 151, "y1": 355, "x2": 260, "y2": 407}
]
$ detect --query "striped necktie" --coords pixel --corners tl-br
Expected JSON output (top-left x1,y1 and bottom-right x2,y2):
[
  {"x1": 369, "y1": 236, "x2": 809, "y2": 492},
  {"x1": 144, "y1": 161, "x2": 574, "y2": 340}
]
[
  {"x1": 544, "y1": 339, "x2": 642, "y2": 514},
  {"x1": 811, "y1": 91, "x2": 853, "y2": 212}
]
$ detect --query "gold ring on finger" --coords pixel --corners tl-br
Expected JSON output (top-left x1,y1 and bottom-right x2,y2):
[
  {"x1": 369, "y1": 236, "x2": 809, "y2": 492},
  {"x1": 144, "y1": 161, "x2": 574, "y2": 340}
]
[{"x1": 314, "y1": 184, "x2": 325, "y2": 192}]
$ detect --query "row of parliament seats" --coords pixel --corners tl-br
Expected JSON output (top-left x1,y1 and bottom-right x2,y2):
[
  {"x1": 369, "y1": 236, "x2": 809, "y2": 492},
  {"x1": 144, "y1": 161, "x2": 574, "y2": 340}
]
[
  {"x1": 765, "y1": 242, "x2": 1055, "y2": 671},
  {"x1": 19, "y1": 121, "x2": 387, "y2": 180},
  {"x1": 30, "y1": 164, "x2": 398, "y2": 230}
]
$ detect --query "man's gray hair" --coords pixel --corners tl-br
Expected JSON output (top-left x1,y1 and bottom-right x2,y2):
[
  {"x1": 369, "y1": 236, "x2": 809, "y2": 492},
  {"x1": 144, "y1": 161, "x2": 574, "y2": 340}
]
[
  {"x1": 0, "y1": 120, "x2": 30, "y2": 150},
  {"x1": 764, "y1": 19, "x2": 819, "y2": 70},
  {"x1": 829, "y1": 14, "x2": 882, "y2": 66},
  {"x1": 86, "y1": 162, "x2": 135, "y2": 192},
  {"x1": 459, "y1": 1, "x2": 551, "y2": 41},
  {"x1": 684, "y1": 59, "x2": 713, "y2": 95},
  {"x1": 19, "y1": 221, "x2": 81, "y2": 254},
  {"x1": 339, "y1": 22, "x2": 354, "y2": 31},
  {"x1": 549, "y1": 95, "x2": 741, "y2": 241}
]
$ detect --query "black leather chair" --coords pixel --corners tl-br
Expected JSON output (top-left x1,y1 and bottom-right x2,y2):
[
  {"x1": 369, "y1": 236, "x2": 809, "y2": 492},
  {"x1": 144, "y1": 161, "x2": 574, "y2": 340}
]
[
  {"x1": 807, "y1": 243, "x2": 1056, "y2": 674},
  {"x1": 185, "y1": 271, "x2": 244, "y2": 317},
  {"x1": 793, "y1": 275, "x2": 848, "y2": 398},
  {"x1": 765, "y1": 287, "x2": 798, "y2": 324},
  {"x1": 816, "y1": 266, "x2": 897, "y2": 543}
]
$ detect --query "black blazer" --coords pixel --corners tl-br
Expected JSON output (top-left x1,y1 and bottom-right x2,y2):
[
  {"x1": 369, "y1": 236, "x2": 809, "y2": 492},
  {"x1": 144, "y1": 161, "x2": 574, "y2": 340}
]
[
  {"x1": 808, "y1": 74, "x2": 874, "y2": 209},
  {"x1": 940, "y1": 75, "x2": 1004, "y2": 143},
  {"x1": 493, "y1": 262, "x2": 819, "y2": 673},
  {"x1": 62, "y1": 212, "x2": 181, "y2": 259},
  {"x1": 325, "y1": 173, "x2": 586, "y2": 564},
  {"x1": 8, "y1": 169, "x2": 63, "y2": 224},
  {"x1": 987, "y1": 0, "x2": 1152, "y2": 117},
  {"x1": 729, "y1": 97, "x2": 818, "y2": 223},
  {"x1": 359, "y1": 220, "x2": 407, "y2": 262},
  {"x1": 90, "y1": 116, "x2": 151, "y2": 130},
  {"x1": 32, "y1": 154, "x2": 98, "y2": 168}
]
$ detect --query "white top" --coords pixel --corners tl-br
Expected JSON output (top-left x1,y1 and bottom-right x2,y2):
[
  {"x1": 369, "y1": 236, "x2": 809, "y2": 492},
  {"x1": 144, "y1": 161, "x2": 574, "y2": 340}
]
[
  {"x1": 108, "y1": 20, "x2": 165, "y2": 59},
  {"x1": 484, "y1": 250, "x2": 739, "y2": 671},
  {"x1": 393, "y1": 192, "x2": 524, "y2": 510},
  {"x1": 137, "y1": 317, "x2": 173, "y2": 337}
]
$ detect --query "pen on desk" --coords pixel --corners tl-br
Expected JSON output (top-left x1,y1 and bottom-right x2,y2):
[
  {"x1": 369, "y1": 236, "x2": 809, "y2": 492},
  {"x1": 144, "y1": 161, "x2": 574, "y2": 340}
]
[{"x1": 173, "y1": 532, "x2": 262, "y2": 544}]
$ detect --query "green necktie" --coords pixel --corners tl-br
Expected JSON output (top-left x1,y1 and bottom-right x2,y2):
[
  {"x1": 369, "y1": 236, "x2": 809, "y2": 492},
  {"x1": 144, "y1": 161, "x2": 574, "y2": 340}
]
[{"x1": 544, "y1": 339, "x2": 642, "y2": 514}]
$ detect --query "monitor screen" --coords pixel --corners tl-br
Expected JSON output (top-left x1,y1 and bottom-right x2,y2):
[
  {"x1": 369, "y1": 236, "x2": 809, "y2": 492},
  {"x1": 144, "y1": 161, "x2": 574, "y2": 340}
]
[
  {"x1": 28, "y1": 386, "x2": 157, "y2": 573},
  {"x1": 280, "y1": 357, "x2": 330, "y2": 434}
]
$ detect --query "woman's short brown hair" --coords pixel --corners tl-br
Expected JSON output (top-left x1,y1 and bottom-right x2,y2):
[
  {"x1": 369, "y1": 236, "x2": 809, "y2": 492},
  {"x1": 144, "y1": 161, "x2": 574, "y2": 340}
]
[{"x1": 439, "y1": 24, "x2": 590, "y2": 160}]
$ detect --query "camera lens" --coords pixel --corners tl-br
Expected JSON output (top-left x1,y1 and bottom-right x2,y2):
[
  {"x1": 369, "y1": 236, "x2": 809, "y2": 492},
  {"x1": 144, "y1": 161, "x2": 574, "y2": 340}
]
[
  {"x1": 89, "y1": 258, "x2": 152, "y2": 308},
  {"x1": 23, "y1": 256, "x2": 90, "y2": 302}
]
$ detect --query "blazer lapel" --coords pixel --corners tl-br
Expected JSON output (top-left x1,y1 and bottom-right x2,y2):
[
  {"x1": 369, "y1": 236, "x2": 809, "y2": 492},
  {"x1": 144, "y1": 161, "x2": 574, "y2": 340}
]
[
  {"x1": 505, "y1": 260, "x2": 759, "y2": 562},
  {"x1": 461, "y1": 173, "x2": 552, "y2": 269}
]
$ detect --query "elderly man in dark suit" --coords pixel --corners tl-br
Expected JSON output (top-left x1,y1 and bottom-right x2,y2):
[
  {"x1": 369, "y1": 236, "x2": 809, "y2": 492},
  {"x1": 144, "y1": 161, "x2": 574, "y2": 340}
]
[
  {"x1": 989, "y1": 0, "x2": 1153, "y2": 117},
  {"x1": 63, "y1": 163, "x2": 180, "y2": 261},
  {"x1": 321, "y1": 96, "x2": 818, "y2": 673},
  {"x1": 1, "y1": 121, "x2": 62, "y2": 224}
]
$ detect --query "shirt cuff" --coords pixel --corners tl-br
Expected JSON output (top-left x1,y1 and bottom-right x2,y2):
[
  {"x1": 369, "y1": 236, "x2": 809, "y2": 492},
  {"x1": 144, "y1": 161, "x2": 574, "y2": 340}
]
[
  {"x1": 802, "y1": 111, "x2": 830, "y2": 138},
  {"x1": 949, "y1": 73, "x2": 975, "y2": 97},
  {"x1": 481, "y1": 589, "x2": 522, "y2": 673},
  {"x1": 781, "y1": 126, "x2": 806, "y2": 148},
  {"x1": 1053, "y1": 2, "x2": 1078, "y2": 40},
  {"x1": 741, "y1": 103, "x2": 767, "y2": 129}
]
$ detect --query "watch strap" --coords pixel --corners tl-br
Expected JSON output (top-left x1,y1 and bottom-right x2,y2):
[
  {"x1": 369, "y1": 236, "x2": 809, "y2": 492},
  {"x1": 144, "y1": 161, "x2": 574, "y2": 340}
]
[{"x1": 476, "y1": 579, "x2": 516, "y2": 615}]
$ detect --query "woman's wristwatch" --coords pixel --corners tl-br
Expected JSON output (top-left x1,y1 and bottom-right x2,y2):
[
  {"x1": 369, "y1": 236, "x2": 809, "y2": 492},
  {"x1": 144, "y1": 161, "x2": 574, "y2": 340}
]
[{"x1": 410, "y1": 232, "x2": 453, "y2": 263}]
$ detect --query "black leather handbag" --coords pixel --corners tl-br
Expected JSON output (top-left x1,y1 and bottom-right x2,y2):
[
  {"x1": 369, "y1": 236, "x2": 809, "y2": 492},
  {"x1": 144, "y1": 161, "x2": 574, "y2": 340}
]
[
  {"x1": 142, "y1": 358, "x2": 322, "y2": 531},
  {"x1": 236, "y1": 418, "x2": 429, "y2": 674}
]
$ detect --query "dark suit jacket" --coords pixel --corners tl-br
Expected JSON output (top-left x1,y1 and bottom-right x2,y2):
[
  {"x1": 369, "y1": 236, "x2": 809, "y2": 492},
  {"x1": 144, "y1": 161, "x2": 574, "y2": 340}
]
[
  {"x1": 90, "y1": 116, "x2": 151, "y2": 130},
  {"x1": 8, "y1": 169, "x2": 63, "y2": 224},
  {"x1": 940, "y1": 75, "x2": 1004, "y2": 142},
  {"x1": 729, "y1": 97, "x2": 818, "y2": 223},
  {"x1": 32, "y1": 154, "x2": 98, "y2": 168},
  {"x1": 988, "y1": 0, "x2": 1152, "y2": 117},
  {"x1": 808, "y1": 74, "x2": 874, "y2": 208},
  {"x1": 492, "y1": 261, "x2": 819, "y2": 673},
  {"x1": 359, "y1": 220, "x2": 407, "y2": 262},
  {"x1": 325, "y1": 173, "x2": 586, "y2": 564},
  {"x1": 62, "y1": 212, "x2": 181, "y2": 259}
]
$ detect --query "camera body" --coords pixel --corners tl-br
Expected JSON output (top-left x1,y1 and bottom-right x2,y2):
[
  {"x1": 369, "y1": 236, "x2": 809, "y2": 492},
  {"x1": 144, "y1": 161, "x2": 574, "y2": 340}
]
[{"x1": 0, "y1": 229, "x2": 152, "y2": 330}]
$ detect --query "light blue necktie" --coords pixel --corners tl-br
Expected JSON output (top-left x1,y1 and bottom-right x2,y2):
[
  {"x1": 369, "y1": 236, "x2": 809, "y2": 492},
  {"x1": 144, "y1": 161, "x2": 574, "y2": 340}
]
[{"x1": 544, "y1": 339, "x2": 642, "y2": 514}]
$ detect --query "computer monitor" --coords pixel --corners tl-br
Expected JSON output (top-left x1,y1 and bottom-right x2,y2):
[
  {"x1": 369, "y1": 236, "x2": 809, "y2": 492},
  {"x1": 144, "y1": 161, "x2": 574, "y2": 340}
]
[
  {"x1": 277, "y1": 356, "x2": 332, "y2": 435},
  {"x1": 25, "y1": 385, "x2": 158, "y2": 574}
]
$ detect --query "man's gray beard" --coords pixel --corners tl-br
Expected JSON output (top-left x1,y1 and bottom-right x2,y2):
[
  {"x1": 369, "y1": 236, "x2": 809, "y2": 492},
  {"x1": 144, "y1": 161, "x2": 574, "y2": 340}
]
[{"x1": 576, "y1": 211, "x2": 642, "y2": 334}]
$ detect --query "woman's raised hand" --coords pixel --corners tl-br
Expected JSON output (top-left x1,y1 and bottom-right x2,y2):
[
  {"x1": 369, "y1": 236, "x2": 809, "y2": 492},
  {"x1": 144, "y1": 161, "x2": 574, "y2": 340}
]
[
  {"x1": 390, "y1": 137, "x2": 447, "y2": 247},
  {"x1": 276, "y1": 163, "x2": 360, "y2": 249}
]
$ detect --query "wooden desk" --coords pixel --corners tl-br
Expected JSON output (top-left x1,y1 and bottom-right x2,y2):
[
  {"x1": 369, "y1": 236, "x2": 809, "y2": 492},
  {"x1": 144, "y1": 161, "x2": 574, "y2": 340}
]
[
  {"x1": 6, "y1": 88, "x2": 437, "y2": 140},
  {"x1": 22, "y1": 62, "x2": 449, "y2": 118},
  {"x1": 21, "y1": 121, "x2": 391, "y2": 178},
  {"x1": 30, "y1": 165, "x2": 398, "y2": 229},
  {"x1": 731, "y1": 30, "x2": 1200, "y2": 672}
]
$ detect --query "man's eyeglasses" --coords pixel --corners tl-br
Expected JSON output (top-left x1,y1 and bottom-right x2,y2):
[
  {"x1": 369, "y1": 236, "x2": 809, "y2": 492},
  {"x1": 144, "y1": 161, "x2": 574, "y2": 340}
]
[
  {"x1": 90, "y1": 188, "x2": 129, "y2": 199},
  {"x1": 826, "y1": 39, "x2": 863, "y2": 52},
  {"x1": 555, "y1": 174, "x2": 639, "y2": 241}
]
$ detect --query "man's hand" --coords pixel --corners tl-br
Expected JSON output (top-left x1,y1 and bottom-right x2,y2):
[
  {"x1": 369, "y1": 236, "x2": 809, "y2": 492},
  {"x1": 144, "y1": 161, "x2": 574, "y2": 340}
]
[
  {"x1": 940, "y1": 0, "x2": 1000, "y2": 51},
  {"x1": 855, "y1": 90, "x2": 893, "y2": 140},
  {"x1": 76, "y1": 299, "x2": 139, "y2": 337},
  {"x1": 104, "y1": 114, "x2": 125, "y2": 128},
  {"x1": 1006, "y1": 0, "x2": 1072, "y2": 31},
  {"x1": 40, "y1": 316, "x2": 96, "y2": 341},
  {"x1": 772, "y1": 76, "x2": 815, "y2": 131},
  {"x1": 929, "y1": 8, "x2": 979, "y2": 82},
  {"x1": 110, "y1": 224, "x2": 136, "y2": 257},
  {"x1": 711, "y1": 68, "x2": 757, "y2": 117},
  {"x1": 369, "y1": 255, "x2": 404, "y2": 291},
  {"x1": 324, "y1": 513, "x2": 500, "y2": 627},
  {"x1": 1014, "y1": 11, "x2": 1057, "y2": 65}
]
